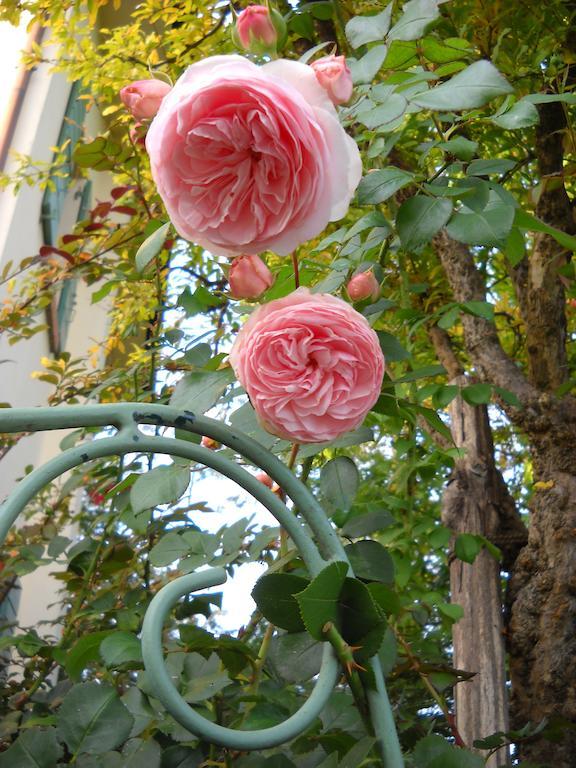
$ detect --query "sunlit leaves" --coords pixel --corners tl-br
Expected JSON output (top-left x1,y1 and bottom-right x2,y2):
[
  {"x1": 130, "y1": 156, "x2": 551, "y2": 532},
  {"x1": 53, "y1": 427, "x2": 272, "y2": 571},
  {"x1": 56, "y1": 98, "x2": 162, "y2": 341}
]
[
  {"x1": 357, "y1": 168, "x2": 415, "y2": 204},
  {"x1": 397, "y1": 196, "x2": 453, "y2": 249},
  {"x1": 345, "y1": 5, "x2": 393, "y2": 48}
]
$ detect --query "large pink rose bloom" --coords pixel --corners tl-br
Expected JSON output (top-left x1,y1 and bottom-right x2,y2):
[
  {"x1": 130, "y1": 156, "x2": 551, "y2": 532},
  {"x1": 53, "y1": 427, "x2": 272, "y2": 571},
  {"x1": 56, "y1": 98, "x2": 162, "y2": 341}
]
[
  {"x1": 229, "y1": 289, "x2": 384, "y2": 443},
  {"x1": 146, "y1": 55, "x2": 362, "y2": 257}
]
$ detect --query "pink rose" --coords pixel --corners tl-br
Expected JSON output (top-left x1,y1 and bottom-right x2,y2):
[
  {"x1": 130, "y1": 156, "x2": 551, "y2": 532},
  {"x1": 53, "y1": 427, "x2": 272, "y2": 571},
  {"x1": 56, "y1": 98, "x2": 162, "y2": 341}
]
[
  {"x1": 347, "y1": 269, "x2": 380, "y2": 302},
  {"x1": 229, "y1": 288, "x2": 384, "y2": 443},
  {"x1": 234, "y1": 5, "x2": 286, "y2": 54},
  {"x1": 120, "y1": 79, "x2": 171, "y2": 120},
  {"x1": 146, "y1": 55, "x2": 362, "y2": 257},
  {"x1": 311, "y1": 55, "x2": 354, "y2": 106},
  {"x1": 229, "y1": 254, "x2": 274, "y2": 299}
]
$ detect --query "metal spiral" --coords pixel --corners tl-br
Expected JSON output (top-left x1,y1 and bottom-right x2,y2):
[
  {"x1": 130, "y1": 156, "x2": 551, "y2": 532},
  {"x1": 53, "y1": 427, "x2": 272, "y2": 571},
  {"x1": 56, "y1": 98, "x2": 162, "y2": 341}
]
[{"x1": 0, "y1": 404, "x2": 404, "y2": 766}]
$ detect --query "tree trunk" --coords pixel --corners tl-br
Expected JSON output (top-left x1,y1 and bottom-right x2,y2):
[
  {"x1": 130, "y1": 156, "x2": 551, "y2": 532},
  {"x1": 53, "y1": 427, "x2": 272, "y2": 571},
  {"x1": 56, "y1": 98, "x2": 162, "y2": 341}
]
[
  {"x1": 442, "y1": 377, "x2": 526, "y2": 767},
  {"x1": 508, "y1": 415, "x2": 576, "y2": 766}
]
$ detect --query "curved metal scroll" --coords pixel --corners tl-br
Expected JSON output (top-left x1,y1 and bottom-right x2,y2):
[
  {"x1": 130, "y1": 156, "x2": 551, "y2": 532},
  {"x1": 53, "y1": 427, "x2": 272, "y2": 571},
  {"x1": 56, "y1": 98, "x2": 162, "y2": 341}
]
[{"x1": 0, "y1": 404, "x2": 404, "y2": 767}]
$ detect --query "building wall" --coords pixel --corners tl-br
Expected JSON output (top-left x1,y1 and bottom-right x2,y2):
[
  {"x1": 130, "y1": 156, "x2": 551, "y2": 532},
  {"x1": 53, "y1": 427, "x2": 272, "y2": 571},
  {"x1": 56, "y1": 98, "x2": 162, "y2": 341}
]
[{"x1": 0, "y1": 29, "x2": 113, "y2": 636}]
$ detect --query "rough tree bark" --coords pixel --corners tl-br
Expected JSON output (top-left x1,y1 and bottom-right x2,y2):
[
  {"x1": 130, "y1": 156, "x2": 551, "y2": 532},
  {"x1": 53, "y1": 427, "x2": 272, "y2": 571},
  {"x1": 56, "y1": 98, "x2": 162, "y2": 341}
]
[
  {"x1": 434, "y1": 222, "x2": 576, "y2": 765},
  {"x1": 430, "y1": 328, "x2": 526, "y2": 767}
]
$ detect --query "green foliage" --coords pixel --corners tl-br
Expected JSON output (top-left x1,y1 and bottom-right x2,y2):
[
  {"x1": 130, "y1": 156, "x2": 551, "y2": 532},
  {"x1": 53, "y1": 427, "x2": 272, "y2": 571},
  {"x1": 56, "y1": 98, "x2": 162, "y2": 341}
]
[{"x1": 3, "y1": 0, "x2": 575, "y2": 762}]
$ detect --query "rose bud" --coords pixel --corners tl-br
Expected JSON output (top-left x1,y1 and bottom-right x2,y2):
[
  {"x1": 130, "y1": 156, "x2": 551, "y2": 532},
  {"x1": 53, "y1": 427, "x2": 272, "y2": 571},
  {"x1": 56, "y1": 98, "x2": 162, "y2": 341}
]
[
  {"x1": 255, "y1": 471, "x2": 274, "y2": 489},
  {"x1": 120, "y1": 79, "x2": 171, "y2": 120},
  {"x1": 201, "y1": 436, "x2": 220, "y2": 450},
  {"x1": 232, "y1": 4, "x2": 287, "y2": 55},
  {"x1": 129, "y1": 121, "x2": 147, "y2": 146},
  {"x1": 229, "y1": 255, "x2": 274, "y2": 300},
  {"x1": 310, "y1": 55, "x2": 354, "y2": 105},
  {"x1": 347, "y1": 270, "x2": 380, "y2": 302}
]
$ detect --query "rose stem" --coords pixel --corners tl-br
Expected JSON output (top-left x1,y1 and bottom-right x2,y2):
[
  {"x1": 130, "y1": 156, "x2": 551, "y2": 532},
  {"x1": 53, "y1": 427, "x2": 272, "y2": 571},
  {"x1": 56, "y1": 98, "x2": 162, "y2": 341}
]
[{"x1": 291, "y1": 251, "x2": 300, "y2": 288}]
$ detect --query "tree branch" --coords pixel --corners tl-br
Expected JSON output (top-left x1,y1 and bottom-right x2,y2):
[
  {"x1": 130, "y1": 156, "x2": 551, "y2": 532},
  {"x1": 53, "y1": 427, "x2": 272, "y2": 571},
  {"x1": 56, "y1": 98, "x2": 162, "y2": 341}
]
[{"x1": 432, "y1": 230, "x2": 537, "y2": 406}]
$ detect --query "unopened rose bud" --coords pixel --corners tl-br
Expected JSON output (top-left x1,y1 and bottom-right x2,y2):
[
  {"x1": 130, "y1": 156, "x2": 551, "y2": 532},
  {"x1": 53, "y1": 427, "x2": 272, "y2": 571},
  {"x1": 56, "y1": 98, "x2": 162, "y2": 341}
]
[
  {"x1": 229, "y1": 255, "x2": 274, "y2": 300},
  {"x1": 232, "y1": 4, "x2": 287, "y2": 55},
  {"x1": 255, "y1": 471, "x2": 274, "y2": 489},
  {"x1": 311, "y1": 55, "x2": 353, "y2": 105},
  {"x1": 347, "y1": 270, "x2": 380, "y2": 302},
  {"x1": 201, "y1": 436, "x2": 220, "y2": 450},
  {"x1": 120, "y1": 79, "x2": 171, "y2": 120}
]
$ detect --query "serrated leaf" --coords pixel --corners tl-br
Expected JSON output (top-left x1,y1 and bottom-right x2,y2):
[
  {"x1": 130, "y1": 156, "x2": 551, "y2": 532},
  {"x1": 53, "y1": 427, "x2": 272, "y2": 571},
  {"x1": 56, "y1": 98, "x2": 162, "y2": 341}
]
[
  {"x1": 129, "y1": 463, "x2": 190, "y2": 514},
  {"x1": 320, "y1": 456, "x2": 360, "y2": 512},
  {"x1": 268, "y1": 632, "x2": 323, "y2": 683},
  {"x1": 348, "y1": 44, "x2": 387, "y2": 85},
  {"x1": 0, "y1": 727, "x2": 63, "y2": 768},
  {"x1": 377, "y1": 331, "x2": 410, "y2": 361},
  {"x1": 65, "y1": 631, "x2": 114, "y2": 681},
  {"x1": 397, "y1": 195, "x2": 453, "y2": 249},
  {"x1": 515, "y1": 208, "x2": 576, "y2": 251},
  {"x1": 339, "y1": 577, "x2": 387, "y2": 658},
  {"x1": 57, "y1": 682, "x2": 134, "y2": 755},
  {"x1": 446, "y1": 196, "x2": 515, "y2": 246},
  {"x1": 345, "y1": 5, "x2": 393, "y2": 48},
  {"x1": 342, "y1": 509, "x2": 395, "y2": 537},
  {"x1": 251, "y1": 573, "x2": 308, "y2": 632},
  {"x1": 343, "y1": 212, "x2": 391, "y2": 242},
  {"x1": 149, "y1": 531, "x2": 190, "y2": 566},
  {"x1": 122, "y1": 739, "x2": 161, "y2": 768},
  {"x1": 134, "y1": 222, "x2": 170, "y2": 273},
  {"x1": 183, "y1": 653, "x2": 231, "y2": 703},
  {"x1": 437, "y1": 136, "x2": 478, "y2": 161},
  {"x1": 357, "y1": 94, "x2": 408, "y2": 130},
  {"x1": 460, "y1": 300, "x2": 494, "y2": 322},
  {"x1": 421, "y1": 36, "x2": 472, "y2": 64},
  {"x1": 454, "y1": 533, "x2": 483, "y2": 564},
  {"x1": 100, "y1": 632, "x2": 142, "y2": 667},
  {"x1": 410, "y1": 60, "x2": 513, "y2": 111},
  {"x1": 169, "y1": 367, "x2": 235, "y2": 414},
  {"x1": 388, "y1": 0, "x2": 440, "y2": 41},
  {"x1": 461, "y1": 383, "x2": 492, "y2": 405},
  {"x1": 492, "y1": 98, "x2": 539, "y2": 129},
  {"x1": 437, "y1": 602, "x2": 464, "y2": 622},
  {"x1": 357, "y1": 168, "x2": 415, "y2": 205},
  {"x1": 295, "y1": 561, "x2": 348, "y2": 640},
  {"x1": 345, "y1": 540, "x2": 394, "y2": 583}
]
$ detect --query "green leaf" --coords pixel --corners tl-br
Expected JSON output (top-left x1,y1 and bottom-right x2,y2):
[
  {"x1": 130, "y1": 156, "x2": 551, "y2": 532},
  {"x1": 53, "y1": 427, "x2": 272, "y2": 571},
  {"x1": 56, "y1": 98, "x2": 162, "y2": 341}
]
[
  {"x1": 394, "y1": 364, "x2": 446, "y2": 383},
  {"x1": 493, "y1": 385, "x2": 521, "y2": 407},
  {"x1": 343, "y1": 211, "x2": 391, "y2": 242},
  {"x1": 357, "y1": 168, "x2": 415, "y2": 205},
  {"x1": 345, "y1": 5, "x2": 393, "y2": 48},
  {"x1": 454, "y1": 533, "x2": 483, "y2": 564},
  {"x1": 348, "y1": 45, "x2": 387, "y2": 85},
  {"x1": 515, "y1": 208, "x2": 576, "y2": 251},
  {"x1": 437, "y1": 136, "x2": 478, "y2": 161},
  {"x1": 437, "y1": 602, "x2": 464, "y2": 622},
  {"x1": 342, "y1": 509, "x2": 395, "y2": 537},
  {"x1": 340, "y1": 737, "x2": 377, "y2": 768},
  {"x1": 376, "y1": 331, "x2": 410, "y2": 361},
  {"x1": 446, "y1": 196, "x2": 515, "y2": 246},
  {"x1": 100, "y1": 632, "x2": 143, "y2": 667},
  {"x1": 320, "y1": 456, "x2": 360, "y2": 512},
  {"x1": 268, "y1": 632, "x2": 323, "y2": 683},
  {"x1": 149, "y1": 531, "x2": 190, "y2": 566},
  {"x1": 169, "y1": 367, "x2": 235, "y2": 414},
  {"x1": 492, "y1": 98, "x2": 539, "y2": 129},
  {"x1": 460, "y1": 300, "x2": 494, "y2": 322},
  {"x1": 122, "y1": 739, "x2": 161, "y2": 768},
  {"x1": 345, "y1": 540, "x2": 394, "y2": 583},
  {"x1": 357, "y1": 94, "x2": 408, "y2": 130},
  {"x1": 73, "y1": 137, "x2": 110, "y2": 169},
  {"x1": 388, "y1": 0, "x2": 441, "y2": 42},
  {"x1": 383, "y1": 39, "x2": 418, "y2": 69},
  {"x1": 505, "y1": 227, "x2": 526, "y2": 266},
  {"x1": 65, "y1": 631, "x2": 114, "y2": 681},
  {"x1": 183, "y1": 653, "x2": 231, "y2": 703},
  {"x1": 0, "y1": 727, "x2": 63, "y2": 768},
  {"x1": 467, "y1": 158, "x2": 516, "y2": 176},
  {"x1": 369, "y1": 583, "x2": 402, "y2": 616},
  {"x1": 295, "y1": 561, "x2": 349, "y2": 640},
  {"x1": 397, "y1": 196, "x2": 453, "y2": 249},
  {"x1": 129, "y1": 463, "x2": 190, "y2": 514},
  {"x1": 251, "y1": 573, "x2": 308, "y2": 632},
  {"x1": 134, "y1": 222, "x2": 170, "y2": 273},
  {"x1": 57, "y1": 682, "x2": 134, "y2": 755},
  {"x1": 421, "y1": 36, "x2": 472, "y2": 64},
  {"x1": 461, "y1": 382, "x2": 492, "y2": 405},
  {"x1": 339, "y1": 577, "x2": 386, "y2": 658},
  {"x1": 410, "y1": 60, "x2": 513, "y2": 111}
]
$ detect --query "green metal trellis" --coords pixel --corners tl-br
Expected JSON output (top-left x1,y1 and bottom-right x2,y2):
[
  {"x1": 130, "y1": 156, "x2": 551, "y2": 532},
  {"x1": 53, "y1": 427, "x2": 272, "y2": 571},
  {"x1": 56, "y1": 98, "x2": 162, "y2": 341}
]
[{"x1": 0, "y1": 404, "x2": 404, "y2": 767}]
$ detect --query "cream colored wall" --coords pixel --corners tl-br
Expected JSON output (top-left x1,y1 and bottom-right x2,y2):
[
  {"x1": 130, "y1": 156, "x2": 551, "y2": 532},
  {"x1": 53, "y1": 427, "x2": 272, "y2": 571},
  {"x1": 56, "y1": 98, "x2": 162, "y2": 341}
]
[{"x1": 0, "y1": 44, "x2": 114, "y2": 636}]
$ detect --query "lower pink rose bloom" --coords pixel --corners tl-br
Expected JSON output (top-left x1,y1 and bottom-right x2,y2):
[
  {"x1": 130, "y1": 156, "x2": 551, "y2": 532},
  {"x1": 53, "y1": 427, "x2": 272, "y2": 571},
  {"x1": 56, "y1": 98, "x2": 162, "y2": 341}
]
[
  {"x1": 146, "y1": 55, "x2": 362, "y2": 257},
  {"x1": 229, "y1": 288, "x2": 384, "y2": 443}
]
